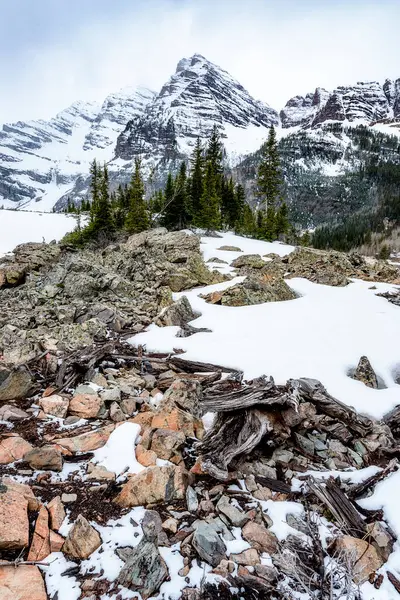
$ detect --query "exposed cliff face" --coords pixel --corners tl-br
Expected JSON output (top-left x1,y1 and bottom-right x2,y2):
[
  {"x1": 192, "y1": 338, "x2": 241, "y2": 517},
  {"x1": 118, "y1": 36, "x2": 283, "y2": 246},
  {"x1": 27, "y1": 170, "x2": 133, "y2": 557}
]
[{"x1": 280, "y1": 79, "x2": 400, "y2": 130}]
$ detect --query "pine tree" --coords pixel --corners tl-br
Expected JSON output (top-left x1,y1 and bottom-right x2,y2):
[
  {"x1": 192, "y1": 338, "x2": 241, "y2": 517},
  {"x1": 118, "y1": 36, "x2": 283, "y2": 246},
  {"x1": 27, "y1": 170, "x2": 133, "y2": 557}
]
[
  {"x1": 206, "y1": 124, "x2": 224, "y2": 198},
  {"x1": 240, "y1": 204, "x2": 257, "y2": 236},
  {"x1": 161, "y1": 163, "x2": 191, "y2": 230},
  {"x1": 275, "y1": 202, "x2": 289, "y2": 237},
  {"x1": 125, "y1": 159, "x2": 150, "y2": 233},
  {"x1": 190, "y1": 138, "x2": 204, "y2": 217},
  {"x1": 257, "y1": 125, "x2": 283, "y2": 240},
  {"x1": 94, "y1": 163, "x2": 114, "y2": 233},
  {"x1": 233, "y1": 184, "x2": 246, "y2": 231},
  {"x1": 221, "y1": 177, "x2": 236, "y2": 228},
  {"x1": 197, "y1": 162, "x2": 221, "y2": 230},
  {"x1": 89, "y1": 159, "x2": 101, "y2": 222}
]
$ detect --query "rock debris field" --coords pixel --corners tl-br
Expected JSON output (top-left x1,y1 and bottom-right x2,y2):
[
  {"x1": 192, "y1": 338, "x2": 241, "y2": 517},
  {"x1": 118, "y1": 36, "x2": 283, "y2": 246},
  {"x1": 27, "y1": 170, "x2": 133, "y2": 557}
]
[{"x1": 0, "y1": 228, "x2": 400, "y2": 600}]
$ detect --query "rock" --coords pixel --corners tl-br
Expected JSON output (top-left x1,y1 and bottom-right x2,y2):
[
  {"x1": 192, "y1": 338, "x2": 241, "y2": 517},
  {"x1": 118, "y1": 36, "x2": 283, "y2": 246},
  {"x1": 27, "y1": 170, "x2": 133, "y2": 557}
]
[
  {"x1": 254, "y1": 564, "x2": 278, "y2": 582},
  {"x1": 0, "y1": 435, "x2": 33, "y2": 464},
  {"x1": 27, "y1": 506, "x2": 50, "y2": 561},
  {"x1": 231, "y1": 254, "x2": 266, "y2": 269},
  {"x1": 366, "y1": 522, "x2": 393, "y2": 561},
  {"x1": 110, "y1": 401, "x2": 126, "y2": 422},
  {"x1": 242, "y1": 521, "x2": 278, "y2": 554},
  {"x1": 2, "y1": 478, "x2": 40, "y2": 511},
  {"x1": 217, "y1": 246, "x2": 242, "y2": 251},
  {"x1": 136, "y1": 444, "x2": 157, "y2": 467},
  {"x1": 162, "y1": 517, "x2": 178, "y2": 534},
  {"x1": 24, "y1": 445, "x2": 63, "y2": 471},
  {"x1": 62, "y1": 514, "x2": 102, "y2": 559},
  {"x1": 202, "y1": 275, "x2": 297, "y2": 306},
  {"x1": 192, "y1": 521, "x2": 227, "y2": 567},
  {"x1": 53, "y1": 424, "x2": 115, "y2": 453},
  {"x1": 91, "y1": 372, "x2": 108, "y2": 387},
  {"x1": 294, "y1": 432, "x2": 315, "y2": 455},
  {"x1": 0, "y1": 484, "x2": 29, "y2": 550},
  {"x1": 207, "y1": 257, "x2": 228, "y2": 264},
  {"x1": 49, "y1": 530, "x2": 65, "y2": 553},
  {"x1": 151, "y1": 407, "x2": 203, "y2": 439},
  {"x1": 231, "y1": 548, "x2": 260, "y2": 566},
  {"x1": 155, "y1": 296, "x2": 200, "y2": 327},
  {"x1": 115, "y1": 465, "x2": 187, "y2": 507},
  {"x1": 87, "y1": 463, "x2": 116, "y2": 481},
  {"x1": 47, "y1": 496, "x2": 66, "y2": 530},
  {"x1": 146, "y1": 428, "x2": 185, "y2": 461},
  {"x1": 332, "y1": 535, "x2": 384, "y2": 585},
  {"x1": 186, "y1": 486, "x2": 199, "y2": 512},
  {"x1": 117, "y1": 520, "x2": 169, "y2": 600},
  {"x1": 159, "y1": 379, "x2": 202, "y2": 419},
  {"x1": 0, "y1": 405, "x2": 29, "y2": 421},
  {"x1": 0, "y1": 564, "x2": 47, "y2": 600},
  {"x1": 352, "y1": 356, "x2": 378, "y2": 389},
  {"x1": 69, "y1": 393, "x2": 104, "y2": 419},
  {"x1": 217, "y1": 495, "x2": 249, "y2": 527},
  {"x1": 100, "y1": 387, "x2": 121, "y2": 402},
  {"x1": 121, "y1": 397, "x2": 137, "y2": 416},
  {"x1": 61, "y1": 493, "x2": 77, "y2": 504},
  {"x1": 142, "y1": 510, "x2": 169, "y2": 546},
  {"x1": 0, "y1": 366, "x2": 33, "y2": 401},
  {"x1": 213, "y1": 559, "x2": 235, "y2": 577},
  {"x1": 39, "y1": 394, "x2": 69, "y2": 418}
]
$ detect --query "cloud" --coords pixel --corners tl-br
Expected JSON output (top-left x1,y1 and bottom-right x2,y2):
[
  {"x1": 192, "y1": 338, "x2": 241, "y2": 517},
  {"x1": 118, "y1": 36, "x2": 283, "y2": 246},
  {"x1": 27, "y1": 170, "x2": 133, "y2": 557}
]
[{"x1": 0, "y1": 0, "x2": 399, "y2": 122}]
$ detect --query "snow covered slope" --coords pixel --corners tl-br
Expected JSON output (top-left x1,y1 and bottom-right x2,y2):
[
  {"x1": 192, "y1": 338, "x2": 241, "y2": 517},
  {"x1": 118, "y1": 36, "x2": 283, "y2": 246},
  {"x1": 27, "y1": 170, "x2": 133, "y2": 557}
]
[
  {"x1": 0, "y1": 209, "x2": 80, "y2": 256},
  {"x1": 131, "y1": 232, "x2": 400, "y2": 421},
  {"x1": 0, "y1": 88, "x2": 155, "y2": 211}
]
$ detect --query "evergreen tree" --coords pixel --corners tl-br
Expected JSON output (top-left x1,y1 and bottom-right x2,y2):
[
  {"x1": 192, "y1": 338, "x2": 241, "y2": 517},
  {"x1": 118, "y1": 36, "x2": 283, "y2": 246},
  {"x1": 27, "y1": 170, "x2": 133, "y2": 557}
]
[
  {"x1": 190, "y1": 138, "x2": 204, "y2": 217},
  {"x1": 221, "y1": 177, "x2": 236, "y2": 228},
  {"x1": 275, "y1": 202, "x2": 290, "y2": 237},
  {"x1": 125, "y1": 159, "x2": 150, "y2": 233},
  {"x1": 197, "y1": 162, "x2": 221, "y2": 230},
  {"x1": 233, "y1": 184, "x2": 246, "y2": 231},
  {"x1": 93, "y1": 163, "x2": 114, "y2": 233},
  {"x1": 206, "y1": 124, "x2": 223, "y2": 180},
  {"x1": 89, "y1": 159, "x2": 101, "y2": 222},
  {"x1": 257, "y1": 125, "x2": 283, "y2": 240},
  {"x1": 239, "y1": 204, "x2": 257, "y2": 236}
]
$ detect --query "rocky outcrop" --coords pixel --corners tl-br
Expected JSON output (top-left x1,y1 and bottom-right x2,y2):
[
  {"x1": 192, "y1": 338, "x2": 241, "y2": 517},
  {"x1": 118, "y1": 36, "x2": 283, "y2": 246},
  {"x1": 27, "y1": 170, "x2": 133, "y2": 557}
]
[
  {"x1": 202, "y1": 275, "x2": 296, "y2": 306},
  {"x1": 352, "y1": 356, "x2": 379, "y2": 388}
]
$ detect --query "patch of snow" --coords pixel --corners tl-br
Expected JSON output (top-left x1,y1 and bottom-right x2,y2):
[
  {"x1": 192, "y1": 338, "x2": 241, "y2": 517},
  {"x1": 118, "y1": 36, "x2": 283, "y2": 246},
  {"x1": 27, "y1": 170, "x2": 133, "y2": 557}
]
[{"x1": 92, "y1": 422, "x2": 144, "y2": 476}]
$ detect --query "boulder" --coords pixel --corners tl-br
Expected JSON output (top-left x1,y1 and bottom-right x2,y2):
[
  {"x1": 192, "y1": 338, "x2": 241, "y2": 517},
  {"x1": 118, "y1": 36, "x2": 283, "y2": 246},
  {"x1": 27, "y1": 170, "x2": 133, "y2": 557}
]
[
  {"x1": 217, "y1": 246, "x2": 242, "y2": 251},
  {"x1": 117, "y1": 520, "x2": 169, "y2": 599},
  {"x1": 151, "y1": 407, "x2": 203, "y2": 439},
  {"x1": 155, "y1": 296, "x2": 200, "y2": 327},
  {"x1": 192, "y1": 521, "x2": 227, "y2": 567},
  {"x1": 142, "y1": 510, "x2": 169, "y2": 546},
  {"x1": 231, "y1": 548, "x2": 260, "y2": 566},
  {"x1": 159, "y1": 379, "x2": 202, "y2": 419},
  {"x1": 39, "y1": 394, "x2": 69, "y2": 418},
  {"x1": 217, "y1": 495, "x2": 249, "y2": 528},
  {"x1": 53, "y1": 424, "x2": 115, "y2": 453},
  {"x1": 242, "y1": 521, "x2": 278, "y2": 555},
  {"x1": 62, "y1": 514, "x2": 102, "y2": 559},
  {"x1": 115, "y1": 465, "x2": 187, "y2": 507},
  {"x1": 0, "y1": 484, "x2": 29, "y2": 550},
  {"x1": 110, "y1": 401, "x2": 126, "y2": 422},
  {"x1": 49, "y1": 530, "x2": 65, "y2": 553},
  {"x1": 86, "y1": 463, "x2": 116, "y2": 481},
  {"x1": 1, "y1": 479, "x2": 40, "y2": 511},
  {"x1": 0, "y1": 435, "x2": 33, "y2": 464},
  {"x1": 0, "y1": 366, "x2": 33, "y2": 401},
  {"x1": 144, "y1": 428, "x2": 185, "y2": 461},
  {"x1": 0, "y1": 564, "x2": 47, "y2": 600},
  {"x1": 24, "y1": 446, "x2": 63, "y2": 471},
  {"x1": 0, "y1": 405, "x2": 29, "y2": 421},
  {"x1": 136, "y1": 444, "x2": 157, "y2": 467},
  {"x1": 27, "y1": 506, "x2": 50, "y2": 561},
  {"x1": 47, "y1": 495, "x2": 66, "y2": 531},
  {"x1": 202, "y1": 275, "x2": 296, "y2": 306},
  {"x1": 69, "y1": 393, "x2": 104, "y2": 419},
  {"x1": 333, "y1": 535, "x2": 384, "y2": 585},
  {"x1": 231, "y1": 254, "x2": 266, "y2": 270},
  {"x1": 352, "y1": 356, "x2": 378, "y2": 389}
]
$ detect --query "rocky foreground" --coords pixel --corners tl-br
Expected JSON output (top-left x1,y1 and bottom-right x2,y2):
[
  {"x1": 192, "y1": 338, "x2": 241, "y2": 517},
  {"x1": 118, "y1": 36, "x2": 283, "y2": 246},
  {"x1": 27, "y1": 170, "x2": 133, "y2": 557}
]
[{"x1": 1, "y1": 229, "x2": 400, "y2": 600}]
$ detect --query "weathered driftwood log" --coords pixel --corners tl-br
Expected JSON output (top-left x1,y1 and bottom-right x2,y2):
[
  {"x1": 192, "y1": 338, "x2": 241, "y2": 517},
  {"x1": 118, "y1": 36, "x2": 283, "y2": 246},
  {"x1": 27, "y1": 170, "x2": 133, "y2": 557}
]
[
  {"x1": 308, "y1": 478, "x2": 367, "y2": 538},
  {"x1": 383, "y1": 406, "x2": 400, "y2": 437},
  {"x1": 348, "y1": 459, "x2": 399, "y2": 500},
  {"x1": 169, "y1": 356, "x2": 238, "y2": 374},
  {"x1": 292, "y1": 378, "x2": 374, "y2": 437}
]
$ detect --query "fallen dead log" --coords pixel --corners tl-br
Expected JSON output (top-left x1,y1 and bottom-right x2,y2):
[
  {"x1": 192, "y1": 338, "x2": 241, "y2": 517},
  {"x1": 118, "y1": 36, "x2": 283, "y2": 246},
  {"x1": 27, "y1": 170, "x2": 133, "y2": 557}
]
[
  {"x1": 308, "y1": 477, "x2": 367, "y2": 538},
  {"x1": 348, "y1": 458, "x2": 399, "y2": 499},
  {"x1": 387, "y1": 571, "x2": 400, "y2": 594},
  {"x1": 201, "y1": 377, "x2": 286, "y2": 413},
  {"x1": 169, "y1": 356, "x2": 238, "y2": 374},
  {"x1": 255, "y1": 475, "x2": 292, "y2": 495},
  {"x1": 292, "y1": 378, "x2": 373, "y2": 437}
]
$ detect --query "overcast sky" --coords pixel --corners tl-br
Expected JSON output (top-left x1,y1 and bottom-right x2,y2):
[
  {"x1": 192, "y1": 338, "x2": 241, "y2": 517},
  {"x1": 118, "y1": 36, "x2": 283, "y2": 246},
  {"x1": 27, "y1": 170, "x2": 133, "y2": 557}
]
[{"x1": 1, "y1": 0, "x2": 399, "y2": 123}]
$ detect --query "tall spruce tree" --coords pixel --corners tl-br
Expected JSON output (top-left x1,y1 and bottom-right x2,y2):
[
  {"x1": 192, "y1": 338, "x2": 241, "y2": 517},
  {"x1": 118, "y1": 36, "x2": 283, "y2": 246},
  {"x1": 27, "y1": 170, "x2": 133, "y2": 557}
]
[
  {"x1": 275, "y1": 202, "x2": 289, "y2": 237},
  {"x1": 206, "y1": 124, "x2": 223, "y2": 193},
  {"x1": 94, "y1": 163, "x2": 114, "y2": 233},
  {"x1": 190, "y1": 138, "x2": 204, "y2": 217},
  {"x1": 161, "y1": 163, "x2": 190, "y2": 229},
  {"x1": 198, "y1": 162, "x2": 221, "y2": 230},
  {"x1": 89, "y1": 159, "x2": 101, "y2": 223},
  {"x1": 233, "y1": 184, "x2": 246, "y2": 230},
  {"x1": 125, "y1": 159, "x2": 150, "y2": 233},
  {"x1": 257, "y1": 125, "x2": 283, "y2": 241}
]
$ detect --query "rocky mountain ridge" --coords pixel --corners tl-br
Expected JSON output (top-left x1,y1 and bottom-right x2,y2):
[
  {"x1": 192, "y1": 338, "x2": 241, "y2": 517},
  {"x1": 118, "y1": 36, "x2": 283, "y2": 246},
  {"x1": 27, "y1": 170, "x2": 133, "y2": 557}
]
[{"x1": 0, "y1": 54, "x2": 399, "y2": 220}]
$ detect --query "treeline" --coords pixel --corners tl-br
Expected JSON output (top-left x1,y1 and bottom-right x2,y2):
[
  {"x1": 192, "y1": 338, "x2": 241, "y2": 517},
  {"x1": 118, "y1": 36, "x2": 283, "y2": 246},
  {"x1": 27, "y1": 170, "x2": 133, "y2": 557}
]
[
  {"x1": 63, "y1": 124, "x2": 292, "y2": 246},
  {"x1": 312, "y1": 161, "x2": 400, "y2": 253}
]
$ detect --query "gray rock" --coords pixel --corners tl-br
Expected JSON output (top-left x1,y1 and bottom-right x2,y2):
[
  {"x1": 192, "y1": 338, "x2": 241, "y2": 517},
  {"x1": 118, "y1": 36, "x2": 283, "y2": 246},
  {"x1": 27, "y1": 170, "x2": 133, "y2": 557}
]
[
  {"x1": 110, "y1": 402, "x2": 126, "y2": 422},
  {"x1": 192, "y1": 521, "x2": 227, "y2": 567},
  {"x1": 142, "y1": 510, "x2": 169, "y2": 547},
  {"x1": 0, "y1": 366, "x2": 33, "y2": 402},
  {"x1": 100, "y1": 387, "x2": 121, "y2": 403},
  {"x1": 155, "y1": 296, "x2": 200, "y2": 327},
  {"x1": 24, "y1": 446, "x2": 63, "y2": 471},
  {"x1": 0, "y1": 404, "x2": 29, "y2": 421},
  {"x1": 117, "y1": 521, "x2": 169, "y2": 599},
  {"x1": 62, "y1": 493, "x2": 78, "y2": 503},
  {"x1": 352, "y1": 356, "x2": 379, "y2": 389},
  {"x1": 186, "y1": 486, "x2": 199, "y2": 513},
  {"x1": 217, "y1": 495, "x2": 249, "y2": 528},
  {"x1": 294, "y1": 433, "x2": 315, "y2": 455}
]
